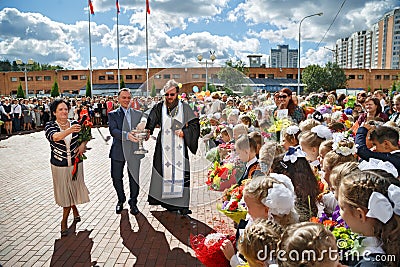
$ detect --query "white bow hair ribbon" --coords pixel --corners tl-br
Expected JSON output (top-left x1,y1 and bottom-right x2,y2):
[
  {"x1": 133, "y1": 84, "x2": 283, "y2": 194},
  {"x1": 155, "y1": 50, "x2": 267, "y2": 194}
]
[
  {"x1": 269, "y1": 173, "x2": 295, "y2": 194},
  {"x1": 311, "y1": 125, "x2": 333, "y2": 140},
  {"x1": 286, "y1": 125, "x2": 300, "y2": 135},
  {"x1": 261, "y1": 183, "x2": 295, "y2": 216},
  {"x1": 283, "y1": 146, "x2": 307, "y2": 163},
  {"x1": 358, "y1": 158, "x2": 399, "y2": 178},
  {"x1": 366, "y1": 184, "x2": 400, "y2": 223}
]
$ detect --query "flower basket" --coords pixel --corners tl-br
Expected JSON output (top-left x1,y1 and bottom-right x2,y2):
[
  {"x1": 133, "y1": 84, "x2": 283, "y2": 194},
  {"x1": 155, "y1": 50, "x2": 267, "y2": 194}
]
[
  {"x1": 190, "y1": 233, "x2": 236, "y2": 267},
  {"x1": 216, "y1": 203, "x2": 247, "y2": 224}
]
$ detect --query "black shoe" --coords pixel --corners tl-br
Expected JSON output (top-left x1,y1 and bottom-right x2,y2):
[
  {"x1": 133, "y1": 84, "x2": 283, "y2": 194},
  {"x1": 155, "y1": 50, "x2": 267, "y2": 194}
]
[
  {"x1": 130, "y1": 205, "x2": 139, "y2": 215},
  {"x1": 116, "y1": 202, "x2": 124, "y2": 214},
  {"x1": 177, "y1": 208, "x2": 192, "y2": 215}
]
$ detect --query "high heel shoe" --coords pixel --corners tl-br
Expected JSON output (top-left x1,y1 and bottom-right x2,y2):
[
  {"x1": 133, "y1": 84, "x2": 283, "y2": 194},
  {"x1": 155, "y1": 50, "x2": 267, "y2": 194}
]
[{"x1": 61, "y1": 229, "x2": 68, "y2": 237}]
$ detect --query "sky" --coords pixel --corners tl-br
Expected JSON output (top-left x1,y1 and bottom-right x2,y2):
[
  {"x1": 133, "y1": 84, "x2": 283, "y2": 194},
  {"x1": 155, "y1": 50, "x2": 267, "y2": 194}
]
[{"x1": 0, "y1": 0, "x2": 398, "y2": 70}]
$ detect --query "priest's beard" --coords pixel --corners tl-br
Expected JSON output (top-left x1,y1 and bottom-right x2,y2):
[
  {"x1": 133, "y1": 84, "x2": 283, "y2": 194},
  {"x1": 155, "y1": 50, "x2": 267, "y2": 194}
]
[{"x1": 166, "y1": 98, "x2": 178, "y2": 109}]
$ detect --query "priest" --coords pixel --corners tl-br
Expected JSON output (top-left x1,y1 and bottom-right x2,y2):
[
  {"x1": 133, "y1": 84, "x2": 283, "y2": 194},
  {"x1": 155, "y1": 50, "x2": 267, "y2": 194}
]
[{"x1": 145, "y1": 79, "x2": 200, "y2": 215}]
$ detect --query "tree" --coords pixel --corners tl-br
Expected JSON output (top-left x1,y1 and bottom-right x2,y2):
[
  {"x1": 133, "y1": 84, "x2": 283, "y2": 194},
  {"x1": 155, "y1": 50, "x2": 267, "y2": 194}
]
[
  {"x1": 50, "y1": 80, "x2": 60, "y2": 97},
  {"x1": 218, "y1": 66, "x2": 249, "y2": 93},
  {"x1": 301, "y1": 64, "x2": 326, "y2": 93},
  {"x1": 16, "y1": 83, "x2": 25, "y2": 98},
  {"x1": 301, "y1": 62, "x2": 347, "y2": 93},
  {"x1": 242, "y1": 86, "x2": 253, "y2": 96},
  {"x1": 86, "y1": 77, "x2": 92, "y2": 97},
  {"x1": 324, "y1": 62, "x2": 347, "y2": 90},
  {"x1": 225, "y1": 59, "x2": 249, "y2": 75},
  {"x1": 150, "y1": 82, "x2": 157, "y2": 97},
  {"x1": 120, "y1": 75, "x2": 126, "y2": 89}
]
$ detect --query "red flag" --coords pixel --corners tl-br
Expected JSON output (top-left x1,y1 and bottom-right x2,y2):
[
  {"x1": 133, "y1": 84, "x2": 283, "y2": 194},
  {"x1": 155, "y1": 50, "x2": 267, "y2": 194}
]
[
  {"x1": 146, "y1": 0, "x2": 150, "y2": 14},
  {"x1": 116, "y1": 0, "x2": 120, "y2": 13},
  {"x1": 88, "y1": 0, "x2": 95, "y2": 15}
]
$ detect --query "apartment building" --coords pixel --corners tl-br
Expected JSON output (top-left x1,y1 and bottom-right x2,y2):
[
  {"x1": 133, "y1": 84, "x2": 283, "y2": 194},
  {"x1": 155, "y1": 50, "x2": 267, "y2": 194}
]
[
  {"x1": 336, "y1": 7, "x2": 400, "y2": 70},
  {"x1": 270, "y1": 45, "x2": 298, "y2": 68}
]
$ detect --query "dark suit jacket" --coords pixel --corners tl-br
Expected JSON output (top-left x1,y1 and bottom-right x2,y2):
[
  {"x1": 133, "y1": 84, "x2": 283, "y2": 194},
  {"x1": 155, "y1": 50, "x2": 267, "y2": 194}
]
[{"x1": 108, "y1": 107, "x2": 144, "y2": 161}]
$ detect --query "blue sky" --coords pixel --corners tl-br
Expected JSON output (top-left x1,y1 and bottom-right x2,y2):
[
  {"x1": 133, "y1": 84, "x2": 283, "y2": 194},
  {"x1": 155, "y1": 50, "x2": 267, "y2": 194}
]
[{"x1": 0, "y1": 0, "x2": 398, "y2": 70}]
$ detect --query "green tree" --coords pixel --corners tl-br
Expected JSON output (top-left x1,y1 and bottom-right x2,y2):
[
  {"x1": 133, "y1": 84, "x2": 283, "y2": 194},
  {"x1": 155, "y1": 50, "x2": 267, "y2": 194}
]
[
  {"x1": 242, "y1": 86, "x2": 253, "y2": 96},
  {"x1": 301, "y1": 64, "x2": 326, "y2": 93},
  {"x1": 225, "y1": 59, "x2": 249, "y2": 75},
  {"x1": 86, "y1": 77, "x2": 92, "y2": 97},
  {"x1": 218, "y1": 66, "x2": 249, "y2": 93},
  {"x1": 150, "y1": 82, "x2": 157, "y2": 97},
  {"x1": 301, "y1": 62, "x2": 347, "y2": 93},
  {"x1": 324, "y1": 62, "x2": 347, "y2": 90},
  {"x1": 16, "y1": 83, "x2": 25, "y2": 98},
  {"x1": 120, "y1": 75, "x2": 126, "y2": 89},
  {"x1": 50, "y1": 80, "x2": 60, "y2": 97}
]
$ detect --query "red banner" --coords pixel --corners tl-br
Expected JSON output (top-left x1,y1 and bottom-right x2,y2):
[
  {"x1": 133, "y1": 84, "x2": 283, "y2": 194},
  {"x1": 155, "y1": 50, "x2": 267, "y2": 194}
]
[
  {"x1": 88, "y1": 0, "x2": 94, "y2": 15},
  {"x1": 146, "y1": 0, "x2": 150, "y2": 14},
  {"x1": 116, "y1": 0, "x2": 120, "y2": 13}
]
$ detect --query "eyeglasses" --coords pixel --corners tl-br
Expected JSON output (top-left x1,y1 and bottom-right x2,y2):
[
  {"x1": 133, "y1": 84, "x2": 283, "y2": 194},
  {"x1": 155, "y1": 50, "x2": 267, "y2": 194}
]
[
  {"x1": 278, "y1": 95, "x2": 288, "y2": 99},
  {"x1": 359, "y1": 94, "x2": 366, "y2": 97},
  {"x1": 164, "y1": 93, "x2": 176, "y2": 97}
]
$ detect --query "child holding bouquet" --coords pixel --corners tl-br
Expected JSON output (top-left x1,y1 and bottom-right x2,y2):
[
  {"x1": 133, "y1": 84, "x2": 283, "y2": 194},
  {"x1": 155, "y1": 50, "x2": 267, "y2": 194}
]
[{"x1": 220, "y1": 175, "x2": 298, "y2": 266}]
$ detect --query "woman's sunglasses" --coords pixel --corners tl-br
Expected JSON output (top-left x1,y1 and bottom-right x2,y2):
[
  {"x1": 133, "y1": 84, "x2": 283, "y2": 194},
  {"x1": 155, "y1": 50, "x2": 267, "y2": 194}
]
[{"x1": 278, "y1": 95, "x2": 288, "y2": 99}]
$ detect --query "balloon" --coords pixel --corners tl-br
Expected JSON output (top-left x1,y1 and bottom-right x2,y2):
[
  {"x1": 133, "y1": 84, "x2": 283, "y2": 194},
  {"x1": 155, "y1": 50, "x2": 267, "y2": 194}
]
[{"x1": 192, "y1": 86, "x2": 199, "y2": 93}]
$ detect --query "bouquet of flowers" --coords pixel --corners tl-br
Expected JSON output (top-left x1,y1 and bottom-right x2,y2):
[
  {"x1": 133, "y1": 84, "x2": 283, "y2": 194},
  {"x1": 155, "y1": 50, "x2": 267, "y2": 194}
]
[
  {"x1": 200, "y1": 116, "x2": 212, "y2": 137},
  {"x1": 267, "y1": 118, "x2": 291, "y2": 133},
  {"x1": 190, "y1": 233, "x2": 236, "y2": 267},
  {"x1": 217, "y1": 180, "x2": 250, "y2": 223},
  {"x1": 72, "y1": 115, "x2": 92, "y2": 180},
  {"x1": 206, "y1": 161, "x2": 237, "y2": 191}
]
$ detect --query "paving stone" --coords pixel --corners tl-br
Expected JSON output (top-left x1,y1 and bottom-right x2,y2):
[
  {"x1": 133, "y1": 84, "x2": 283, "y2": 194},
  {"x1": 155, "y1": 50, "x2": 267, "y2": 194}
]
[{"x1": 0, "y1": 127, "x2": 229, "y2": 266}]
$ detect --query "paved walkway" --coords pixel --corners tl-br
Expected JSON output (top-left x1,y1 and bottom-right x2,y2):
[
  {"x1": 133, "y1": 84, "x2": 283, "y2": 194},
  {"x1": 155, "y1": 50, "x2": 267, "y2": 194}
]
[{"x1": 0, "y1": 128, "x2": 234, "y2": 266}]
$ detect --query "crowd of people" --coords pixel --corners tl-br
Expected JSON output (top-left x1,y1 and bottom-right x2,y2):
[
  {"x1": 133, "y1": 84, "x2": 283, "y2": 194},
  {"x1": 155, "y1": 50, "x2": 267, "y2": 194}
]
[{"x1": 4, "y1": 83, "x2": 400, "y2": 266}]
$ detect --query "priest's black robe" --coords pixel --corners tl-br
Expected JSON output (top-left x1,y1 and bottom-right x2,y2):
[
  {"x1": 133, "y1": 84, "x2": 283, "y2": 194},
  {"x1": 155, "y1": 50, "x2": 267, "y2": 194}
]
[{"x1": 145, "y1": 100, "x2": 200, "y2": 210}]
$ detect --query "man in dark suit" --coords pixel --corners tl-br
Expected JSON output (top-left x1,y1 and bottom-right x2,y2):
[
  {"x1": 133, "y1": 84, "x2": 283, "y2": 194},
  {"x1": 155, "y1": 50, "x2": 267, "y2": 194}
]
[{"x1": 108, "y1": 88, "x2": 146, "y2": 215}]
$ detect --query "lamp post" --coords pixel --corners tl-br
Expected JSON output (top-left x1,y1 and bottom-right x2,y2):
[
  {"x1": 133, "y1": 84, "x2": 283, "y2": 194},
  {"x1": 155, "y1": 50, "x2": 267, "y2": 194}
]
[
  {"x1": 197, "y1": 51, "x2": 216, "y2": 91},
  {"x1": 297, "y1": 12, "x2": 323, "y2": 96},
  {"x1": 16, "y1": 59, "x2": 34, "y2": 97},
  {"x1": 323, "y1": 46, "x2": 338, "y2": 64}
]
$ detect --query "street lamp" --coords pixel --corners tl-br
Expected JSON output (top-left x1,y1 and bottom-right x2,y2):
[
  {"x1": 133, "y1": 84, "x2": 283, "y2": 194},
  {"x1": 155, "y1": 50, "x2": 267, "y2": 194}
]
[
  {"x1": 297, "y1": 12, "x2": 323, "y2": 96},
  {"x1": 16, "y1": 59, "x2": 34, "y2": 97},
  {"x1": 323, "y1": 46, "x2": 338, "y2": 64},
  {"x1": 197, "y1": 51, "x2": 216, "y2": 91}
]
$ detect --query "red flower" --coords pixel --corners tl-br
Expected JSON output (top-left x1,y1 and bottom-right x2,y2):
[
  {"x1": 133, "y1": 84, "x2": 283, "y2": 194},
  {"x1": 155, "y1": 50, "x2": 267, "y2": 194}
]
[
  {"x1": 310, "y1": 217, "x2": 320, "y2": 223},
  {"x1": 228, "y1": 201, "x2": 238, "y2": 211}
]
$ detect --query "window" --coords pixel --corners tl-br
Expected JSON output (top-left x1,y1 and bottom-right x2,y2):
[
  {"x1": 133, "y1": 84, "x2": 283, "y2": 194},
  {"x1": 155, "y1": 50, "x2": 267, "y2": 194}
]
[
  {"x1": 27, "y1": 76, "x2": 33, "y2": 81},
  {"x1": 80, "y1": 75, "x2": 87, "y2": 80},
  {"x1": 44, "y1": 76, "x2": 51, "y2": 81},
  {"x1": 357, "y1": 75, "x2": 364, "y2": 80},
  {"x1": 393, "y1": 75, "x2": 398, "y2": 80},
  {"x1": 108, "y1": 75, "x2": 114, "y2": 80},
  {"x1": 267, "y1": 74, "x2": 274, "y2": 79},
  {"x1": 135, "y1": 75, "x2": 142, "y2": 80},
  {"x1": 249, "y1": 73, "x2": 256, "y2": 78},
  {"x1": 348, "y1": 75, "x2": 355, "y2": 79},
  {"x1": 19, "y1": 77, "x2": 25, "y2": 82},
  {"x1": 173, "y1": 74, "x2": 180, "y2": 79},
  {"x1": 35, "y1": 76, "x2": 43, "y2": 81},
  {"x1": 202, "y1": 74, "x2": 206, "y2": 79},
  {"x1": 192, "y1": 74, "x2": 200, "y2": 79},
  {"x1": 163, "y1": 74, "x2": 171, "y2": 79},
  {"x1": 10, "y1": 77, "x2": 17, "y2": 82},
  {"x1": 99, "y1": 76, "x2": 106, "y2": 80},
  {"x1": 384, "y1": 75, "x2": 390, "y2": 80},
  {"x1": 62, "y1": 75, "x2": 69, "y2": 80},
  {"x1": 258, "y1": 74, "x2": 266, "y2": 78},
  {"x1": 126, "y1": 75, "x2": 133, "y2": 80},
  {"x1": 71, "y1": 75, "x2": 78, "y2": 80},
  {"x1": 286, "y1": 74, "x2": 293, "y2": 79},
  {"x1": 154, "y1": 74, "x2": 161, "y2": 79}
]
